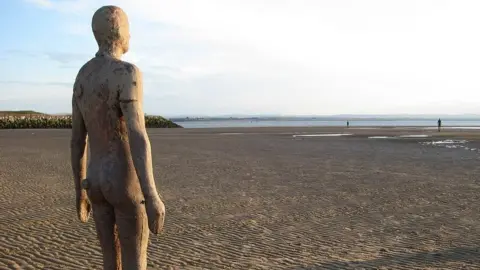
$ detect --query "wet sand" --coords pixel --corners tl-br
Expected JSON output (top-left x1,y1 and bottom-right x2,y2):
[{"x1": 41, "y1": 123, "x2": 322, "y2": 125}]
[{"x1": 1, "y1": 127, "x2": 480, "y2": 269}]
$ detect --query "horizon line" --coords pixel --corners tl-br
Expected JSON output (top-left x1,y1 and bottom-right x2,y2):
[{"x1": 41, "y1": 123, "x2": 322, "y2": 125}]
[{"x1": 3, "y1": 110, "x2": 480, "y2": 118}]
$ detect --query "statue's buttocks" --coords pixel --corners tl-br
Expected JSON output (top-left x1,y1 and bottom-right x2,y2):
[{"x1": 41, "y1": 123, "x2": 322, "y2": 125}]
[{"x1": 70, "y1": 5, "x2": 165, "y2": 270}]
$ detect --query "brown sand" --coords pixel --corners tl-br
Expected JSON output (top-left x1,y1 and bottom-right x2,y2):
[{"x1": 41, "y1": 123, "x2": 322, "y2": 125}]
[{"x1": 1, "y1": 127, "x2": 480, "y2": 269}]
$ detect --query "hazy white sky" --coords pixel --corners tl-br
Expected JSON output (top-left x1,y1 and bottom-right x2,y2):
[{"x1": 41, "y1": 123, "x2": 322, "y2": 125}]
[{"x1": 1, "y1": 0, "x2": 480, "y2": 116}]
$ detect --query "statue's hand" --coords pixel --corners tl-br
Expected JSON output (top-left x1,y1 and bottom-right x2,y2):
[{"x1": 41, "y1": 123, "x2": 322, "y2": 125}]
[
  {"x1": 76, "y1": 192, "x2": 91, "y2": 223},
  {"x1": 145, "y1": 195, "x2": 165, "y2": 235}
]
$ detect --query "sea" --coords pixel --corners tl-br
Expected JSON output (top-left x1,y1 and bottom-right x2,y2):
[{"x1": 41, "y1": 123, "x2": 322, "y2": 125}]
[{"x1": 177, "y1": 119, "x2": 480, "y2": 129}]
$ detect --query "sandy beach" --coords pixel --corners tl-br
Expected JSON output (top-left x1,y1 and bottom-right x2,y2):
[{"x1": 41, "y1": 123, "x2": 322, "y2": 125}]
[{"x1": 1, "y1": 127, "x2": 480, "y2": 269}]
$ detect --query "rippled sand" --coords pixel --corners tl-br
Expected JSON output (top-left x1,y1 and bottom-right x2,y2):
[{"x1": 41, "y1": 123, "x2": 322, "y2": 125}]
[{"x1": 1, "y1": 127, "x2": 480, "y2": 269}]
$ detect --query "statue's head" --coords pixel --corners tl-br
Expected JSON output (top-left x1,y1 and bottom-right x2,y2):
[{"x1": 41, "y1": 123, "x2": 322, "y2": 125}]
[{"x1": 92, "y1": 6, "x2": 130, "y2": 55}]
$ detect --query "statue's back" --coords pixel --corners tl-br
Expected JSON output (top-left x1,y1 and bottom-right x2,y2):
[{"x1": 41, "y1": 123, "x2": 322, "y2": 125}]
[{"x1": 73, "y1": 56, "x2": 141, "y2": 205}]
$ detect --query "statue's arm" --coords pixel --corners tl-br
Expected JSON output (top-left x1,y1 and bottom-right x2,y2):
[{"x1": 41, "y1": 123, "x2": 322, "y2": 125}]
[
  {"x1": 118, "y1": 65, "x2": 159, "y2": 199},
  {"x1": 70, "y1": 93, "x2": 88, "y2": 198}
]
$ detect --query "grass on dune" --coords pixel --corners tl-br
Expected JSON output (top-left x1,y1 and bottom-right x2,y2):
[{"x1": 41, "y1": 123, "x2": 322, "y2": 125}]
[{"x1": 0, "y1": 111, "x2": 182, "y2": 129}]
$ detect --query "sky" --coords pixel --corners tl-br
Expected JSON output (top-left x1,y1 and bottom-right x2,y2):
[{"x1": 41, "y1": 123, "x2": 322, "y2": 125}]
[{"x1": 1, "y1": 0, "x2": 480, "y2": 117}]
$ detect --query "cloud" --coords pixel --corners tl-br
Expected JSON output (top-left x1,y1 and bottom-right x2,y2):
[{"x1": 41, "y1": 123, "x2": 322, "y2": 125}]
[
  {"x1": 21, "y1": 0, "x2": 480, "y2": 115},
  {"x1": 0, "y1": 98, "x2": 71, "y2": 113},
  {"x1": 23, "y1": 0, "x2": 314, "y2": 72},
  {"x1": 4, "y1": 49, "x2": 41, "y2": 58},
  {"x1": 0, "y1": 81, "x2": 72, "y2": 105},
  {"x1": 0, "y1": 80, "x2": 72, "y2": 87},
  {"x1": 44, "y1": 52, "x2": 91, "y2": 65},
  {"x1": 25, "y1": 0, "x2": 53, "y2": 8},
  {"x1": 62, "y1": 22, "x2": 91, "y2": 37},
  {"x1": 25, "y1": 0, "x2": 96, "y2": 13},
  {"x1": 4, "y1": 49, "x2": 91, "y2": 65}
]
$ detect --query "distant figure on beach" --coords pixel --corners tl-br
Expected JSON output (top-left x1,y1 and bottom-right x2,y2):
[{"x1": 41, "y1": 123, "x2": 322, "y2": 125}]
[
  {"x1": 347, "y1": 121, "x2": 350, "y2": 128},
  {"x1": 438, "y1": 118, "x2": 442, "y2": 132},
  {"x1": 70, "y1": 5, "x2": 165, "y2": 270}
]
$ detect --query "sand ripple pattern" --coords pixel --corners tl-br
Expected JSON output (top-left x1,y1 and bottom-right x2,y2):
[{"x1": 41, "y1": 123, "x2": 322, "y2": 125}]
[{"x1": 1, "y1": 129, "x2": 480, "y2": 269}]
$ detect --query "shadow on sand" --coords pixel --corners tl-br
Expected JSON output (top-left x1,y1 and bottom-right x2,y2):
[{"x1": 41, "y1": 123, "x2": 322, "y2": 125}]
[{"x1": 295, "y1": 246, "x2": 480, "y2": 269}]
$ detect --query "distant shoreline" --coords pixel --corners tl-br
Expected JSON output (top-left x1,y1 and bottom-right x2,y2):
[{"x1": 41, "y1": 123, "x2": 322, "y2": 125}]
[
  {"x1": 170, "y1": 117, "x2": 480, "y2": 122},
  {"x1": 176, "y1": 119, "x2": 480, "y2": 129}
]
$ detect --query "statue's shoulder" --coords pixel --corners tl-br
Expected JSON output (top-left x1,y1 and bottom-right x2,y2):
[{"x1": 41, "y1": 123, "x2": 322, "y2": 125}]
[
  {"x1": 112, "y1": 60, "x2": 143, "y2": 101},
  {"x1": 73, "y1": 60, "x2": 94, "y2": 98},
  {"x1": 112, "y1": 60, "x2": 142, "y2": 80},
  {"x1": 74, "y1": 61, "x2": 89, "y2": 83}
]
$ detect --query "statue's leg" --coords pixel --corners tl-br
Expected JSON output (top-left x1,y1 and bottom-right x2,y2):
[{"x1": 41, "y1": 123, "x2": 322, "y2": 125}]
[
  {"x1": 115, "y1": 203, "x2": 149, "y2": 270},
  {"x1": 92, "y1": 202, "x2": 122, "y2": 270}
]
